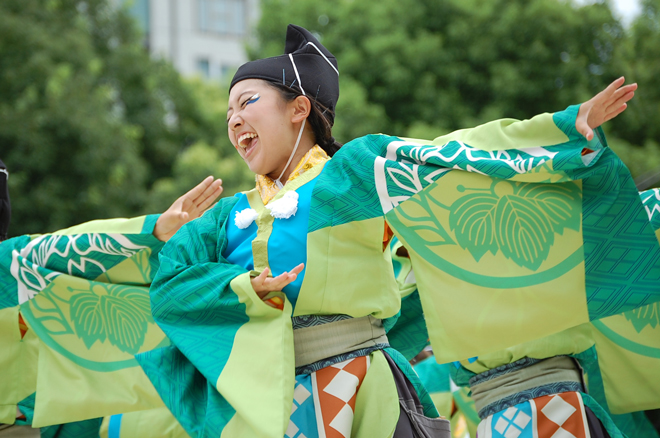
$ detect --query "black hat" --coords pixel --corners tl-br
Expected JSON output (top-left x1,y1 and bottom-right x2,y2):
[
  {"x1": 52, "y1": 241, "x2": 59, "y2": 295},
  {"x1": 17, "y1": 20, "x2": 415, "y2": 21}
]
[
  {"x1": 0, "y1": 159, "x2": 10, "y2": 241},
  {"x1": 230, "y1": 25, "x2": 339, "y2": 124}
]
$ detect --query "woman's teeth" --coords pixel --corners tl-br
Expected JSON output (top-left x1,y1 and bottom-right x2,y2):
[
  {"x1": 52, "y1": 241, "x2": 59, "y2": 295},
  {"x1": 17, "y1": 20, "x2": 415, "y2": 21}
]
[{"x1": 238, "y1": 133, "x2": 258, "y2": 148}]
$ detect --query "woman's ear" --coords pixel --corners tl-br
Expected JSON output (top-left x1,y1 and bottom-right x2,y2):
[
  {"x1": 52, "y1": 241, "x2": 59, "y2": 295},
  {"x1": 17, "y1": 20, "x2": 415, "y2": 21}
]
[{"x1": 290, "y1": 95, "x2": 312, "y2": 123}]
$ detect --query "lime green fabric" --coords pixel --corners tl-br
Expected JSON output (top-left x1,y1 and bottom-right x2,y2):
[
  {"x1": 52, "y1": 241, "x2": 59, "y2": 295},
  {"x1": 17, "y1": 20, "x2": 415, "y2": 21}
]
[
  {"x1": 460, "y1": 324, "x2": 594, "y2": 375},
  {"x1": 381, "y1": 109, "x2": 660, "y2": 362},
  {"x1": 351, "y1": 350, "x2": 400, "y2": 438},
  {"x1": 220, "y1": 273, "x2": 294, "y2": 438},
  {"x1": 99, "y1": 408, "x2": 189, "y2": 438},
  {"x1": 592, "y1": 311, "x2": 660, "y2": 414},
  {"x1": 0, "y1": 215, "x2": 167, "y2": 427},
  {"x1": 136, "y1": 196, "x2": 254, "y2": 438},
  {"x1": 428, "y1": 113, "x2": 570, "y2": 152},
  {"x1": 138, "y1": 106, "x2": 660, "y2": 437},
  {"x1": 0, "y1": 307, "x2": 37, "y2": 424},
  {"x1": 246, "y1": 189, "x2": 272, "y2": 273},
  {"x1": 294, "y1": 216, "x2": 400, "y2": 318}
]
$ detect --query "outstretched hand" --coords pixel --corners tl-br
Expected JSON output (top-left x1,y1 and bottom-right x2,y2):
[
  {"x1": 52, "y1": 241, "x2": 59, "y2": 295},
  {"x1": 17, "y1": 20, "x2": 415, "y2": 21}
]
[
  {"x1": 153, "y1": 176, "x2": 223, "y2": 241},
  {"x1": 576, "y1": 76, "x2": 637, "y2": 141},
  {"x1": 251, "y1": 264, "x2": 305, "y2": 304}
]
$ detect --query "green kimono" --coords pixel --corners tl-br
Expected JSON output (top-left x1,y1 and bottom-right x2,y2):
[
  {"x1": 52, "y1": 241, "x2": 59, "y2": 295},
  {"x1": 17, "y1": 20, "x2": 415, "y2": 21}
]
[
  {"x1": 137, "y1": 105, "x2": 660, "y2": 438},
  {"x1": 410, "y1": 189, "x2": 660, "y2": 437},
  {"x1": 0, "y1": 216, "x2": 167, "y2": 428}
]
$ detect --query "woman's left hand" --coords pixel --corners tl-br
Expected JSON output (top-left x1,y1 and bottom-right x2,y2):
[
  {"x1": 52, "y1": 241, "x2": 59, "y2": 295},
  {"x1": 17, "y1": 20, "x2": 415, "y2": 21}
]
[
  {"x1": 576, "y1": 76, "x2": 637, "y2": 141},
  {"x1": 153, "y1": 176, "x2": 223, "y2": 241}
]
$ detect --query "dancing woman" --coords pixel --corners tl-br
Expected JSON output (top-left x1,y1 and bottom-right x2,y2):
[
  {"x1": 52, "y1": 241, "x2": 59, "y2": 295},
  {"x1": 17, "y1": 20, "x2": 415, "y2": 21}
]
[{"x1": 137, "y1": 24, "x2": 659, "y2": 438}]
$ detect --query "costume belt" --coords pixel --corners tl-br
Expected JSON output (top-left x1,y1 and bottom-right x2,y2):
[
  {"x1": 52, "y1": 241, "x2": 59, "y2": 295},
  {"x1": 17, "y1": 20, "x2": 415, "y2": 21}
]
[
  {"x1": 292, "y1": 314, "x2": 389, "y2": 370},
  {"x1": 469, "y1": 356, "x2": 585, "y2": 419}
]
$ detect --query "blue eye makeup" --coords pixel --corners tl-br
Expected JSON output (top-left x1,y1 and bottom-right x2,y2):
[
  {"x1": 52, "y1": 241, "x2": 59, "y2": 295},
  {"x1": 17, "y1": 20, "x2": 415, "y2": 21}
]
[
  {"x1": 244, "y1": 93, "x2": 260, "y2": 106},
  {"x1": 227, "y1": 93, "x2": 261, "y2": 123}
]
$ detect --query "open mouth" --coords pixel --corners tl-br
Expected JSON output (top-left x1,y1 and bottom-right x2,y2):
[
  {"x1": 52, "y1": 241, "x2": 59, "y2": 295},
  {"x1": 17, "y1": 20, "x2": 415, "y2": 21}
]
[{"x1": 238, "y1": 132, "x2": 258, "y2": 157}]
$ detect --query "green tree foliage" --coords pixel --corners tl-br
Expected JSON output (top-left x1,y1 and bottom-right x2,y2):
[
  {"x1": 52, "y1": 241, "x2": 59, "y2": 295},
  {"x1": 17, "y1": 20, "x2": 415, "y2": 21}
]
[
  {"x1": 144, "y1": 79, "x2": 255, "y2": 214},
  {"x1": 0, "y1": 0, "x2": 243, "y2": 236},
  {"x1": 4, "y1": 0, "x2": 660, "y2": 239},
  {"x1": 253, "y1": 0, "x2": 660, "y2": 183},
  {"x1": 254, "y1": 0, "x2": 622, "y2": 135},
  {"x1": 610, "y1": 0, "x2": 660, "y2": 146}
]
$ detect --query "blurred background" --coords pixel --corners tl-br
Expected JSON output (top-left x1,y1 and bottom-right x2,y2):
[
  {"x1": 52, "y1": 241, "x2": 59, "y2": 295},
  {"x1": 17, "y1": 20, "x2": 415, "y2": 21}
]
[{"x1": 1, "y1": 0, "x2": 659, "y2": 237}]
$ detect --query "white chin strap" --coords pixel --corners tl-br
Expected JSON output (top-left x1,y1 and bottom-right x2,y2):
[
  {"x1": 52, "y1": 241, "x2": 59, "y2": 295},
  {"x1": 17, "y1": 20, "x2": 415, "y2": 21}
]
[
  {"x1": 275, "y1": 119, "x2": 306, "y2": 189},
  {"x1": 274, "y1": 53, "x2": 307, "y2": 189}
]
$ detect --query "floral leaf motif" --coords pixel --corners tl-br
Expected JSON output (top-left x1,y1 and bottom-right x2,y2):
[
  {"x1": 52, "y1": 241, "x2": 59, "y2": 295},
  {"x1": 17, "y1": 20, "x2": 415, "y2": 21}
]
[
  {"x1": 103, "y1": 288, "x2": 151, "y2": 355},
  {"x1": 494, "y1": 192, "x2": 554, "y2": 271},
  {"x1": 518, "y1": 184, "x2": 581, "y2": 235},
  {"x1": 401, "y1": 192, "x2": 455, "y2": 247},
  {"x1": 624, "y1": 303, "x2": 660, "y2": 333},
  {"x1": 448, "y1": 181, "x2": 580, "y2": 270},
  {"x1": 69, "y1": 285, "x2": 152, "y2": 353},
  {"x1": 70, "y1": 292, "x2": 107, "y2": 349},
  {"x1": 449, "y1": 194, "x2": 498, "y2": 262}
]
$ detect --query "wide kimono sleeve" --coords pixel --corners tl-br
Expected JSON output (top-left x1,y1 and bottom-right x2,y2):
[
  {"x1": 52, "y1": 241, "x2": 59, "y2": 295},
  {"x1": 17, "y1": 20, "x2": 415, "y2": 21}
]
[
  {"x1": 136, "y1": 196, "x2": 296, "y2": 438},
  {"x1": 0, "y1": 215, "x2": 167, "y2": 427},
  {"x1": 318, "y1": 104, "x2": 660, "y2": 364},
  {"x1": 587, "y1": 188, "x2": 660, "y2": 415}
]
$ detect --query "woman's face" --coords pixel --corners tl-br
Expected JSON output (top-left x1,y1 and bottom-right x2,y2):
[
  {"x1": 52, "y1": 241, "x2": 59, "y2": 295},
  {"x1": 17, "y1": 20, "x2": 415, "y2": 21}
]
[{"x1": 227, "y1": 79, "x2": 303, "y2": 178}]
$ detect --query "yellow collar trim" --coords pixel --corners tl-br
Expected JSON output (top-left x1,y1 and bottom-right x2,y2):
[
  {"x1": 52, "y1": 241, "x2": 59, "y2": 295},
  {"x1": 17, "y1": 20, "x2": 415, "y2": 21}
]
[{"x1": 256, "y1": 145, "x2": 330, "y2": 204}]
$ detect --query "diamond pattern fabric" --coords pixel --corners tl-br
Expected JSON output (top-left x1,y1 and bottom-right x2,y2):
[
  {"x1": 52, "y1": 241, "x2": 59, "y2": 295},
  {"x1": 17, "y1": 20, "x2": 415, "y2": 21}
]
[{"x1": 477, "y1": 392, "x2": 589, "y2": 438}]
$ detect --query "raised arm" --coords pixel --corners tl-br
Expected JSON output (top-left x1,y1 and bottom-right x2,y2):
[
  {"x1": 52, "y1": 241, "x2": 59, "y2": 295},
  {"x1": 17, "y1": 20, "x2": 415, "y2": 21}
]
[{"x1": 576, "y1": 77, "x2": 637, "y2": 141}]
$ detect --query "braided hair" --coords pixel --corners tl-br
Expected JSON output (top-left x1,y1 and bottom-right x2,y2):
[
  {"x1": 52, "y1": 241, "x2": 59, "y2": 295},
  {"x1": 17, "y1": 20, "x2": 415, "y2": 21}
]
[{"x1": 265, "y1": 82, "x2": 343, "y2": 157}]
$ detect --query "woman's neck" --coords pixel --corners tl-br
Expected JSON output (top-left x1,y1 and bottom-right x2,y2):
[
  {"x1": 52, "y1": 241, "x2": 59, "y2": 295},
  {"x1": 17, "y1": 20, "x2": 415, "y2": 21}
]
[{"x1": 267, "y1": 137, "x2": 316, "y2": 184}]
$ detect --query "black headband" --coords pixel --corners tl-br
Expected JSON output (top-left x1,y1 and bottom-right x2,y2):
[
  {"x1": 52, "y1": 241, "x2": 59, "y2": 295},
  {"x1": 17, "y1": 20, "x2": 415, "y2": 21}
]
[{"x1": 230, "y1": 24, "x2": 339, "y2": 124}]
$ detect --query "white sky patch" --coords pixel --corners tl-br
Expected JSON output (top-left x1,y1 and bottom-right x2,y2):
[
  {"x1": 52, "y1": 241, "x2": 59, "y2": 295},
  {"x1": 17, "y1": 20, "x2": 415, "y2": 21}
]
[{"x1": 571, "y1": 0, "x2": 642, "y2": 26}]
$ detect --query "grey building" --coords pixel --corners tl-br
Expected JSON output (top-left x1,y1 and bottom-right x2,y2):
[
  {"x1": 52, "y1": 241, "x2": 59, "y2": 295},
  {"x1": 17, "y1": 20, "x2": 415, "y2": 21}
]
[{"x1": 123, "y1": 0, "x2": 259, "y2": 80}]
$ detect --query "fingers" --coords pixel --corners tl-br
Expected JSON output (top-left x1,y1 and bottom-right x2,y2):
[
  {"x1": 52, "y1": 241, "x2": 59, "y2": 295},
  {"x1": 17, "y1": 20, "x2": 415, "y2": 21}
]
[
  {"x1": 251, "y1": 267, "x2": 270, "y2": 291},
  {"x1": 603, "y1": 76, "x2": 626, "y2": 98},
  {"x1": 266, "y1": 270, "x2": 299, "y2": 290},
  {"x1": 196, "y1": 183, "x2": 223, "y2": 212},
  {"x1": 290, "y1": 263, "x2": 305, "y2": 276},
  {"x1": 609, "y1": 82, "x2": 637, "y2": 100},
  {"x1": 184, "y1": 176, "x2": 215, "y2": 202},
  {"x1": 250, "y1": 264, "x2": 304, "y2": 295},
  {"x1": 603, "y1": 103, "x2": 628, "y2": 124},
  {"x1": 605, "y1": 88, "x2": 635, "y2": 115}
]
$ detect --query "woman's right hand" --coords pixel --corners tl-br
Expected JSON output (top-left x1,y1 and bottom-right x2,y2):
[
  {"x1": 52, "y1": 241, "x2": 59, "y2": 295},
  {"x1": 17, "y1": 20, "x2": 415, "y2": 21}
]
[{"x1": 251, "y1": 264, "x2": 304, "y2": 307}]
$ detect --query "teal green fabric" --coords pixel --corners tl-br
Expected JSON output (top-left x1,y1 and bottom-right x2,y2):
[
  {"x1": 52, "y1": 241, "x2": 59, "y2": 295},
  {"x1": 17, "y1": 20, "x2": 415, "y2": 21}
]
[
  {"x1": 384, "y1": 291, "x2": 429, "y2": 361},
  {"x1": 576, "y1": 347, "x2": 660, "y2": 438},
  {"x1": 307, "y1": 138, "x2": 384, "y2": 232},
  {"x1": 571, "y1": 148, "x2": 659, "y2": 320},
  {"x1": 136, "y1": 196, "x2": 246, "y2": 438},
  {"x1": 15, "y1": 393, "x2": 35, "y2": 426},
  {"x1": 0, "y1": 215, "x2": 167, "y2": 427},
  {"x1": 40, "y1": 419, "x2": 103, "y2": 438},
  {"x1": 384, "y1": 347, "x2": 439, "y2": 418},
  {"x1": 136, "y1": 345, "x2": 232, "y2": 437},
  {"x1": 135, "y1": 106, "x2": 660, "y2": 437},
  {"x1": 0, "y1": 235, "x2": 29, "y2": 309},
  {"x1": 16, "y1": 379, "x2": 102, "y2": 438},
  {"x1": 414, "y1": 358, "x2": 451, "y2": 394}
]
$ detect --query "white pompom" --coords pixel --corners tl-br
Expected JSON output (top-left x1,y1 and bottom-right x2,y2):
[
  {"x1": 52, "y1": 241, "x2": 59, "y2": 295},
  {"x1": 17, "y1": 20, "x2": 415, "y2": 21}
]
[
  {"x1": 266, "y1": 191, "x2": 299, "y2": 219},
  {"x1": 235, "y1": 208, "x2": 258, "y2": 229}
]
